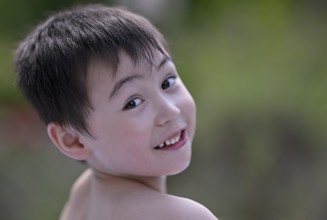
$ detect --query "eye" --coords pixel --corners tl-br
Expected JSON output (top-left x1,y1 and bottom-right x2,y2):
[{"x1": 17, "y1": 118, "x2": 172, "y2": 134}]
[
  {"x1": 161, "y1": 75, "x2": 177, "y2": 90},
  {"x1": 123, "y1": 97, "x2": 144, "y2": 110}
]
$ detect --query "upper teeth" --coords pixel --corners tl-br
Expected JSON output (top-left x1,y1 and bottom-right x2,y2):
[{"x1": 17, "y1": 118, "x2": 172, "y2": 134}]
[{"x1": 157, "y1": 132, "x2": 181, "y2": 148}]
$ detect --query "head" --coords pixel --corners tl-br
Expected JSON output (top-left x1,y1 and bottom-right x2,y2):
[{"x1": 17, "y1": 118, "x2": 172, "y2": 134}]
[
  {"x1": 15, "y1": 4, "x2": 167, "y2": 134},
  {"x1": 15, "y1": 4, "x2": 196, "y2": 177}
]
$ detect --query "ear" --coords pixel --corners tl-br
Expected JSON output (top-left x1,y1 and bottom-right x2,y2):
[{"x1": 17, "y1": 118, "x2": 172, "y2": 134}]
[{"x1": 47, "y1": 122, "x2": 90, "y2": 161}]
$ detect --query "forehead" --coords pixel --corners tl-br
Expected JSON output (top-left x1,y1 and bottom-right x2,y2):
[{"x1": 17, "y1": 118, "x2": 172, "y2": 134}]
[
  {"x1": 85, "y1": 49, "x2": 169, "y2": 92},
  {"x1": 87, "y1": 49, "x2": 167, "y2": 78}
]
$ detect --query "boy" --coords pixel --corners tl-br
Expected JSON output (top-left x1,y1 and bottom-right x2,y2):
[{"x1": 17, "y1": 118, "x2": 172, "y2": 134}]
[{"x1": 14, "y1": 4, "x2": 218, "y2": 220}]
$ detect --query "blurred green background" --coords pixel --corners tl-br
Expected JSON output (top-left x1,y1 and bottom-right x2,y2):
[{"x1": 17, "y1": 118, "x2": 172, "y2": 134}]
[{"x1": 1, "y1": 0, "x2": 327, "y2": 219}]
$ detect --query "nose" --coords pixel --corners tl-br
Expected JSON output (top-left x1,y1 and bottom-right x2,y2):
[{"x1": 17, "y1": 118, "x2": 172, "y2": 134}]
[{"x1": 155, "y1": 96, "x2": 181, "y2": 126}]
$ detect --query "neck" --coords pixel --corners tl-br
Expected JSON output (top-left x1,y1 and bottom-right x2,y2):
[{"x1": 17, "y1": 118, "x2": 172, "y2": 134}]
[
  {"x1": 91, "y1": 169, "x2": 167, "y2": 193},
  {"x1": 134, "y1": 175, "x2": 167, "y2": 193}
]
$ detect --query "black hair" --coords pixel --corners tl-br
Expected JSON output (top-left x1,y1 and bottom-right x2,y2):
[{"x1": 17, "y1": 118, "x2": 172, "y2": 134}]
[{"x1": 14, "y1": 4, "x2": 168, "y2": 135}]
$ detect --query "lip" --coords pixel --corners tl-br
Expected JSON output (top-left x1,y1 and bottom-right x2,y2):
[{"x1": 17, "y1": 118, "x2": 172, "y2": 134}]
[{"x1": 154, "y1": 129, "x2": 187, "y2": 151}]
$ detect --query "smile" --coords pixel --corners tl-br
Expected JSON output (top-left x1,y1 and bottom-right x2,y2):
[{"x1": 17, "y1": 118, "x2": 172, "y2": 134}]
[{"x1": 155, "y1": 130, "x2": 186, "y2": 150}]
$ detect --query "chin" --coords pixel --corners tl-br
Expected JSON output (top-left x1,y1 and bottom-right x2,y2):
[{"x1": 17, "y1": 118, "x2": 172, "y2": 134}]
[{"x1": 166, "y1": 156, "x2": 192, "y2": 176}]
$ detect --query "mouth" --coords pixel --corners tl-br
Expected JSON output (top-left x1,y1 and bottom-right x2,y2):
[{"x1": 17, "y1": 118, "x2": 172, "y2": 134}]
[{"x1": 154, "y1": 130, "x2": 186, "y2": 151}]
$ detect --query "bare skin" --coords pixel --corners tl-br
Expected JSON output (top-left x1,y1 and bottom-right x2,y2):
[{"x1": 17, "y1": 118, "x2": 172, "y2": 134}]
[
  {"x1": 49, "y1": 50, "x2": 218, "y2": 220},
  {"x1": 60, "y1": 169, "x2": 218, "y2": 220}
]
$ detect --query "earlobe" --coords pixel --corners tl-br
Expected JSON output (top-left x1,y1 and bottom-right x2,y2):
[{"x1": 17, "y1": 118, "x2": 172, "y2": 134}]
[{"x1": 47, "y1": 123, "x2": 90, "y2": 161}]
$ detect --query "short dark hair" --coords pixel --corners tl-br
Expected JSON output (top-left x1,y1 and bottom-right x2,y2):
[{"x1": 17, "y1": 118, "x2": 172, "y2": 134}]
[{"x1": 14, "y1": 4, "x2": 168, "y2": 135}]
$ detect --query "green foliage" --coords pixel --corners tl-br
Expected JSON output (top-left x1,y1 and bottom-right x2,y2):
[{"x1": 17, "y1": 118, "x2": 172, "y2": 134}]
[
  {"x1": 0, "y1": 37, "x2": 22, "y2": 103},
  {"x1": 170, "y1": 2, "x2": 327, "y2": 220}
]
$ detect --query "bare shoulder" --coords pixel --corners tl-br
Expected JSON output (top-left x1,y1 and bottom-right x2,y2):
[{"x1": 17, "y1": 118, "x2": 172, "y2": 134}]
[
  {"x1": 119, "y1": 183, "x2": 218, "y2": 220},
  {"x1": 158, "y1": 195, "x2": 218, "y2": 220},
  {"x1": 69, "y1": 168, "x2": 92, "y2": 195},
  {"x1": 59, "y1": 169, "x2": 92, "y2": 220}
]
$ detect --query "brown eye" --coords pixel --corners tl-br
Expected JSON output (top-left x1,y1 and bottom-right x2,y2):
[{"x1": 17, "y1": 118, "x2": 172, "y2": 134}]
[
  {"x1": 123, "y1": 97, "x2": 143, "y2": 110},
  {"x1": 161, "y1": 76, "x2": 177, "y2": 90}
]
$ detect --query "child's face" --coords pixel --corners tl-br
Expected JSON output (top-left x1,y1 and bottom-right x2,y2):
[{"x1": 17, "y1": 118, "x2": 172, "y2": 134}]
[{"x1": 80, "y1": 49, "x2": 196, "y2": 177}]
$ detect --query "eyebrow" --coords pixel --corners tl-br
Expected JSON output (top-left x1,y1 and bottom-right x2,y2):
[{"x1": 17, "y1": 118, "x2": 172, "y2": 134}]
[
  {"x1": 156, "y1": 56, "x2": 172, "y2": 70},
  {"x1": 109, "y1": 74, "x2": 144, "y2": 99},
  {"x1": 109, "y1": 56, "x2": 172, "y2": 99}
]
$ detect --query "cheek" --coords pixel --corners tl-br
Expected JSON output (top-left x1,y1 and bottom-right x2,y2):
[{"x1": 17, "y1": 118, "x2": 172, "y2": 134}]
[
  {"x1": 187, "y1": 94, "x2": 196, "y2": 116},
  {"x1": 86, "y1": 120, "x2": 153, "y2": 173},
  {"x1": 181, "y1": 89, "x2": 196, "y2": 120},
  {"x1": 180, "y1": 89, "x2": 197, "y2": 138},
  {"x1": 100, "y1": 119, "x2": 151, "y2": 148}
]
